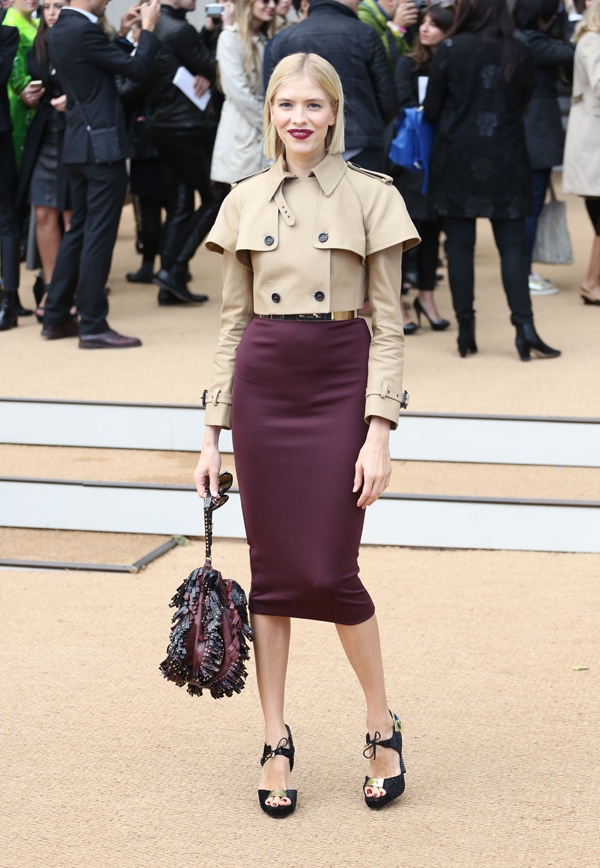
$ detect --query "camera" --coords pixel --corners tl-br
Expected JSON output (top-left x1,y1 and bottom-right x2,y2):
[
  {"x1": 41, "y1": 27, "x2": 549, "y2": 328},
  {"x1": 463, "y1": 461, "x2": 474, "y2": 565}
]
[
  {"x1": 412, "y1": 0, "x2": 428, "y2": 10},
  {"x1": 205, "y1": 3, "x2": 224, "y2": 15}
]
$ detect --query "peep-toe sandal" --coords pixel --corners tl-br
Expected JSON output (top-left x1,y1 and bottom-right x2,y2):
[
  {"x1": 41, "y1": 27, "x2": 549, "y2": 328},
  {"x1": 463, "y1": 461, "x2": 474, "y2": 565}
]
[
  {"x1": 258, "y1": 724, "x2": 297, "y2": 818},
  {"x1": 363, "y1": 710, "x2": 406, "y2": 810}
]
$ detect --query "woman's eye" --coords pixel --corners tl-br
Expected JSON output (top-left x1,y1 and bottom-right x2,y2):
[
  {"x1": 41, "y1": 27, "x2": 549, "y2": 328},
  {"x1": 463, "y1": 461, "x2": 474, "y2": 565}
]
[
  {"x1": 278, "y1": 102, "x2": 293, "y2": 109},
  {"x1": 308, "y1": 103, "x2": 322, "y2": 109}
]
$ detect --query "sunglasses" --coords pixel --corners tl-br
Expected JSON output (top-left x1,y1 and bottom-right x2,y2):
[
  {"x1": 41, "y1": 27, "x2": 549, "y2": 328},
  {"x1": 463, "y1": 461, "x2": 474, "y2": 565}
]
[{"x1": 204, "y1": 470, "x2": 233, "y2": 512}]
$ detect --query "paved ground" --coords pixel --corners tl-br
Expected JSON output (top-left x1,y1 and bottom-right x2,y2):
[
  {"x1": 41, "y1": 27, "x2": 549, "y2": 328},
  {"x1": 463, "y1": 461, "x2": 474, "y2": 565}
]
[{"x1": 1, "y1": 182, "x2": 599, "y2": 867}]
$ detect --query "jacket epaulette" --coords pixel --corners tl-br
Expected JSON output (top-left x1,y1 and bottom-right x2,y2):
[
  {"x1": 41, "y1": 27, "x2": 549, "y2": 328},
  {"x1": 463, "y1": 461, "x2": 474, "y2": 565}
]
[
  {"x1": 231, "y1": 165, "x2": 271, "y2": 188},
  {"x1": 346, "y1": 162, "x2": 394, "y2": 185}
]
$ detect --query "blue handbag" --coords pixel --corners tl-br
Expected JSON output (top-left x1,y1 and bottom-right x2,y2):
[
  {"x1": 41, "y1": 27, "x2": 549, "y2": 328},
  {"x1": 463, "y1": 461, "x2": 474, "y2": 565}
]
[{"x1": 388, "y1": 107, "x2": 435, "y2": 194}]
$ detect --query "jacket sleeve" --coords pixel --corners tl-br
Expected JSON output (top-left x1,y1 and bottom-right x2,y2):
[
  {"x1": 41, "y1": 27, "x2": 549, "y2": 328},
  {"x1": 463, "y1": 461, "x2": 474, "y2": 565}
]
[
  {"x1": 172, "y1": 22, "x2": 216, "y2": 82},
  {"x1": 395, "y1": 55, "x2": 418, "y2": 112},
  {"x1": 579, "y1": 34, "x2": 600, "y2": 100},
  {"x1": 525, "y1": 30, "x2": 575, "y2": 72},
  {"x1": 204, "y1": 191, "x2": 255, "y2": 429},
  {"x1": 365, "y1": 245, "x2": 405, "y2": 428},
  {"x1": 423, "y1": 40, "x2": 448, "y2": 121},
  {"x1": 216, "y1": 29, "x2": 264, "y2": 130},
  {"x1": 204, "y1": 250, "x2": 255, "y2": 429},
  {"x1": 0, "y1": 25, "x2": 19, "y2": 84},
  {"x1": 81, "y1": 26, "x2": 160, "y2": 82},
  {"x1": 365, "y1": 25, "x2": 398, "y2": 125}
]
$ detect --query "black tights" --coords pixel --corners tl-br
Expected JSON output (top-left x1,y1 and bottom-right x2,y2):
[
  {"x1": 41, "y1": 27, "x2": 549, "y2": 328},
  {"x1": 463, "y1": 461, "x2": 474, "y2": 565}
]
[
  {"x1": 138, "y1": 197, "x2": 165, "y2": 264},
  {"x1": 585, "y1": 198, "x2": 600, "y2": 236},
  {"x1": 444, "y1": 217, "x2": 532, "y2": 325}
]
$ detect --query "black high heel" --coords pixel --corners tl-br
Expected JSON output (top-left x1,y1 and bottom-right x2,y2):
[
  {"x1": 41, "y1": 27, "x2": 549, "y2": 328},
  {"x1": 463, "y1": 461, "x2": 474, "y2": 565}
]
[
  {"x1": 363, "y1": 710, "x2": 406, "y2": 810},
  {"x1": 414, "y1": 297, "x2": 450, "y2": 331},
  {"x1": 403, "y1": 320, "x2": 418, "y2": 335},
  {"x1": 258, "y1": 725, "x2": 297, "y2": 818},
  {"x1": 515, "y1": 321, "x2": 561, "y2": 361},
  {"x1": 457, "y1": 314, "x2": 477, "y2": 357}
]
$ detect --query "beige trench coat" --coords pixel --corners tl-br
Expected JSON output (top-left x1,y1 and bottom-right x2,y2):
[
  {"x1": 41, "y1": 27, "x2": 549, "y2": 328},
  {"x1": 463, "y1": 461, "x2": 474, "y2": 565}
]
[
  {"x1": 563, "y1": 31, "x2": 600, "y2": 197},
  {"x1": 210, "y1": 26, "x2": 269, "y2": 185},
  {"x1": 204, "y1": 153, "x2": 420, "y2": 430}
]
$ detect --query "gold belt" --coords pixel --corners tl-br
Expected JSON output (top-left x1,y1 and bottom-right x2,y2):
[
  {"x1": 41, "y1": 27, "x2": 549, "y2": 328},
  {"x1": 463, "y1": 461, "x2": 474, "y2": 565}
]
[{"x1": 258, "y1": 311, "x2": 357, "y2": 322}]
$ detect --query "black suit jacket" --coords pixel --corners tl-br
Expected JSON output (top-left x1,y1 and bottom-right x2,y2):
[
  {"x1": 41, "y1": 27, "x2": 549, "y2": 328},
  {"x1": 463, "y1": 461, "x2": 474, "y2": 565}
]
[
  {"x1": 0, "y1": 24, "x2": 19, "y2": 134},
  {"x1": 48, "y1": 8, "x2": 160, "y2": 164}
]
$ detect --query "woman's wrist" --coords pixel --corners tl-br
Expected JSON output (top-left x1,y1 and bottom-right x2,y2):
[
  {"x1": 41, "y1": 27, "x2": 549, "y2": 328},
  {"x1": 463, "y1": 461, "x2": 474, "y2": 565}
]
[{"x1": 202, "y1": 425, "x2": 222, "y2": 450}]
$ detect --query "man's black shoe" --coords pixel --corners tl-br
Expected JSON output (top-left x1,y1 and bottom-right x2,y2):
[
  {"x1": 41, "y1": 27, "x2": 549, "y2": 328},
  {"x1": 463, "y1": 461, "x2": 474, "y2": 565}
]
[
  {"x1": 153, "y1": 269, "x2": 208, "y2": 303},
  {"x1": 41, "y1": 319, "x2": 79, "y2": 339}
]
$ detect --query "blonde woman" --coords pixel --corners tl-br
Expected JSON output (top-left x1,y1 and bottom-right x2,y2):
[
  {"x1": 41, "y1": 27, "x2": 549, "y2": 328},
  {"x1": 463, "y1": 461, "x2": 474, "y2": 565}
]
[
  {"x1": 195, "y1": 53, "x2": 419, "y2": 816},
  {"x1": 563, "y1": 0, "x2": 600, "y2": 305},
  {"x1": 210, "y1": 0, "x2": 276, "y2": 185}
]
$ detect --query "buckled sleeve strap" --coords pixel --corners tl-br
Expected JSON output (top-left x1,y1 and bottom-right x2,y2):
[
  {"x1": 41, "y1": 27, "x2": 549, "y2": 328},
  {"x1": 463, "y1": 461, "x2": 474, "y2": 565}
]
[
  {"x1": 365, "y1": 384, "x2": 409, "y2": 430},
  {"x1": 203, "y1": 390, "x2": 233, "y2": 429}
]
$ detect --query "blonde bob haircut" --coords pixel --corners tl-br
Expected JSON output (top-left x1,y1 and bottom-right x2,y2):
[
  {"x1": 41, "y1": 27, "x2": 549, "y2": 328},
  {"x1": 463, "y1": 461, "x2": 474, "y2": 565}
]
[
  {"x1": 574, "y1": 0, "x2": 600, "y2": 41},
  {"x1": 263, "y1": 53, "x2": 345, "y2": 160}
]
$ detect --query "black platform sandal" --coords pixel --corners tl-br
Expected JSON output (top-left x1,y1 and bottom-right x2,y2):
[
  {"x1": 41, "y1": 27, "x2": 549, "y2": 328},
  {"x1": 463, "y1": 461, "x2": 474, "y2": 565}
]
[
  {"x1": 363, "y1": 710, "x2": 406, "y2": 810},
  {"x1": 258, "y1": 725, "x2": 297, "y2": 818}
]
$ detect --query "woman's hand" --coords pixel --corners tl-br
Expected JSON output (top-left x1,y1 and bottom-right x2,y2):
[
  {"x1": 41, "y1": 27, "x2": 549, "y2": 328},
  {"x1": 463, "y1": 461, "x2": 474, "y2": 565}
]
[
  {"x1": 193, "y1": 425, "x2": 222, "y2": 499},
  {"x1": 353, "y1": 416, "x2": 392, "y2": 509},
  {"x1": 20, "y1": 81, "x2": 45, "y2": 108},
  {"x1": 50, "y1": 94, "x2": 67, "y2": 112}
]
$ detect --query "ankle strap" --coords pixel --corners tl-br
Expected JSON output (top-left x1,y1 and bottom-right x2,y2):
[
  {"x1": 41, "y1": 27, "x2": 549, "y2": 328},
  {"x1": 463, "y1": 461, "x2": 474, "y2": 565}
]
[{"x1": 261, "y1": 734, "x2": 293, "y2": 768}]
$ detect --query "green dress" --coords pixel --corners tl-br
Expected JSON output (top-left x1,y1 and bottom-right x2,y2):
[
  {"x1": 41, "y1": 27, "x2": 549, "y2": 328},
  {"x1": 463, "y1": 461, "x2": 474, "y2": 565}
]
[{"x1": 2, "y1": 7, "x2": 39, "y2": 166}]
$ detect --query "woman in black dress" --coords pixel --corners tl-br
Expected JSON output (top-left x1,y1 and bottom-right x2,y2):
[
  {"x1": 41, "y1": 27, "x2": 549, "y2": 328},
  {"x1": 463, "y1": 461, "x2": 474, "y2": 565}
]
[
  {"x1": 424, "y1": 0, "x2": 561, "y2": 360},
  {"x1": 194, "y1": 53, "x2": 419, "y2": 816},
  {"x1": 394, "y1": 1, "x2": 455, "y2": 333},
  {"x1": 17, "y1": 0, "x2": 72, "y2": 321}
]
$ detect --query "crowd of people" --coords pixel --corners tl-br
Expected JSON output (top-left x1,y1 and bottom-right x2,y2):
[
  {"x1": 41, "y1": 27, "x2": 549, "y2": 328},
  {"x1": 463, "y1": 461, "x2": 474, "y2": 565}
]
[{"x1": 0, "y1": 0, "x2": 598, "y2": 352}]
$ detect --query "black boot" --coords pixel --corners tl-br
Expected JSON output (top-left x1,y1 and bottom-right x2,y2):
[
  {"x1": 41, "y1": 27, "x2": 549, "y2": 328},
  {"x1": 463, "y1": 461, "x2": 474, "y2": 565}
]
[
  {"x1": 15, "y1": 288, "x2": 33, "y2": 316},
  {"x1": 126, "y1": 260, "x2": 155, "y2": 284},
  {"x1": 457, "y1": 313, "x2": 477, "y2": 358},
  {"x1": 515, "y1": 320, "x2": 561, "y2": 361},
  {"x1": 0, "y1": 290, "x2": 18, "y2": 331}
]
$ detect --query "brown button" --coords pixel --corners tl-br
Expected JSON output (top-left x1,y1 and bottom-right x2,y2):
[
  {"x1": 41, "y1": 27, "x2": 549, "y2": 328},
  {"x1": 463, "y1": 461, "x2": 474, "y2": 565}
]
[{"x1": 264, "y1": 235, "x2": 274, "y2": 246}]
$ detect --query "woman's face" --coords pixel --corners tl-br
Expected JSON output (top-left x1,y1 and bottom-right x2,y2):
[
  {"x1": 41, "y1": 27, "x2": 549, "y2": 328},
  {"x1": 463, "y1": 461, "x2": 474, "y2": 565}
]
[
  {"x1": 419, "y1": 14, "x2": 447, "y2": 48},
  {"x1": 13, "y1": 0, "x2": 39, "y2": 16},
  {"x1": 251, "y1": 0, "x2": 276, "y2": 26},
  {"x1": 271, "y1": 74, "x2": 337, "y2": 164},
  {"x1": 42, "y1": 0, "x2": 68, "y2": 27},
  {"x1": 275, "y1": 0, "x2": 292, "y2": 14}
]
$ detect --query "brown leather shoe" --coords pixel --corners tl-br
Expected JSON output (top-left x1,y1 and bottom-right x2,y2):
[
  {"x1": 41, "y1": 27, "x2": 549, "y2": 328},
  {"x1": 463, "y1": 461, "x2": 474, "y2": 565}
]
[
  {"x1": 41, "y1": 320, "x2": 79, "y2": 340},
  {"x1": 79, "y1": 328, "x2": 142, "y2": 349}
]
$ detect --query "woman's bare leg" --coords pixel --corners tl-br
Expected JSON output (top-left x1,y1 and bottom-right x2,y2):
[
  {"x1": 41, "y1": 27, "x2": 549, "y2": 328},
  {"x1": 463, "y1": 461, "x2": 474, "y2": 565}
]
[
  {"x1": 336, "y1": 614, "x2": 400, "y2": 798},
  {"x1": 252, "y1": 613, "x2": 293, "y2": 807},
  {"x1": 582, "y1": 236, "x2": 600, "y2": 301},
  {"x1": 35, "y1": 205, "x2": 62, "y2": 285}
]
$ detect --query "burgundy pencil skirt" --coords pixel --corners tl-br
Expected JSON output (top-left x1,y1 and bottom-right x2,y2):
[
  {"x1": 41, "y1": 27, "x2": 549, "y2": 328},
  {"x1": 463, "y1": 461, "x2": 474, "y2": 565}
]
[{"x1": 231, "y1": 316, "x2": 376, "y2": 626}]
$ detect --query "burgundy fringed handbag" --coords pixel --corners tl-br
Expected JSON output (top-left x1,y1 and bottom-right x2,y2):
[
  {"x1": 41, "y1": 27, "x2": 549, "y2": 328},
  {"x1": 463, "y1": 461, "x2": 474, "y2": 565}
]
[{"x1": 159, "y1": 472, "x2": 254, "y2": 699}]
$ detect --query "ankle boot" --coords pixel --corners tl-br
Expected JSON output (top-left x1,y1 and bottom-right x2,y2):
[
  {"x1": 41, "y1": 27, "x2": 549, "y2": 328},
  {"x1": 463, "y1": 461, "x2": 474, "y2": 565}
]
[
  {"x1": 515, "y1": 319, "x2": 561, "y2": 361},
  {"x1": 0, "y1": 290, "x2": 18, "y2": 331},
  {"x1": 457, "y1": 313, "x2": 477, "y2": 358}
]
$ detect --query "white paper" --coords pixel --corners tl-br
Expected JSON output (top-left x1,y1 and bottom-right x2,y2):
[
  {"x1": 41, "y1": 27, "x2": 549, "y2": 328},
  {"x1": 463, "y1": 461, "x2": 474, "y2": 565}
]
[
  {"x1": 172, "y1": 66, "x2": 211, "y2": 112},
  {"x1": 418, "y1": 76, "x2": 429, "y2": 106}
]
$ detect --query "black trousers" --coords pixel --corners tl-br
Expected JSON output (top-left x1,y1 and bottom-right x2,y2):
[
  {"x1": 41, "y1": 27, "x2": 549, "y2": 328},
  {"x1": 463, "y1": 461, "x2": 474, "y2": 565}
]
[
  {"x1": 444, "y1": 216, "x2": 533, "y2": 325},
  {"x1": 153, "y1": 126, "x2": 225, "y2": 279},
  {"x1": 0, "y1": 132, "x2": 20, "y2": 292},
  {"x1": 44, "y1": 161, "x2": 127, "y2": 335}
]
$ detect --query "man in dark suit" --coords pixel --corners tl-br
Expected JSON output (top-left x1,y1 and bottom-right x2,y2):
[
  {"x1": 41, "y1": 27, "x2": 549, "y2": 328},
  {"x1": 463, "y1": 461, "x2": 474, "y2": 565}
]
[
  {"x1": 0, "y1": 23, "x2": 20, "y2": 332},
  {"x1": 44, "y1": 0, "x2": 161, "y2": 348}
]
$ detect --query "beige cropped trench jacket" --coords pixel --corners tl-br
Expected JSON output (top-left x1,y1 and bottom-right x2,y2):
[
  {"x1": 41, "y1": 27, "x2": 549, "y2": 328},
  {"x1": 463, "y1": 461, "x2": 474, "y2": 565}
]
[{"x1": 203, "y1": 153, "x2": 420, "y2": 430}]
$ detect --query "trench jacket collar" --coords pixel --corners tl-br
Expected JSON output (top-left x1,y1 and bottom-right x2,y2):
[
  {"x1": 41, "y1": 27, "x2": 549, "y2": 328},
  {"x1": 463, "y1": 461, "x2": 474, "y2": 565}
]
[{"x1": 265, "y1": 153, "x2": 348, "y2": 201}]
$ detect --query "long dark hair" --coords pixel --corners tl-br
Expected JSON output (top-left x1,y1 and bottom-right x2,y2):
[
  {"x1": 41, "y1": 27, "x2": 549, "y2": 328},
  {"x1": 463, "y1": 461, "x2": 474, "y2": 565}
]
[
  {"x1": 410, "y1": 2, "x2": 456, "y2": 71},
  {"x1": 451, "y1": 0, "x2": 523, "y2": 81},
  {"x1": 513, "y1": 0, "x2": 560, "y2": 31},
  {"x1": 34, "y1": 13, "x2": 50, "y2": 75}
]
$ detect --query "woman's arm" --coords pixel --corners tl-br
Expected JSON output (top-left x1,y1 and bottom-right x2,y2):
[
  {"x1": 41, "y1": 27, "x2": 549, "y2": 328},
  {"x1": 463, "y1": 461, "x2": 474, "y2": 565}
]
[
  {"x1": 193, "y1": 425, "x2": 222, "y2": 499},
  {"x1": 354, "y1": 416, "x2": 392, "y2": 509}
]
